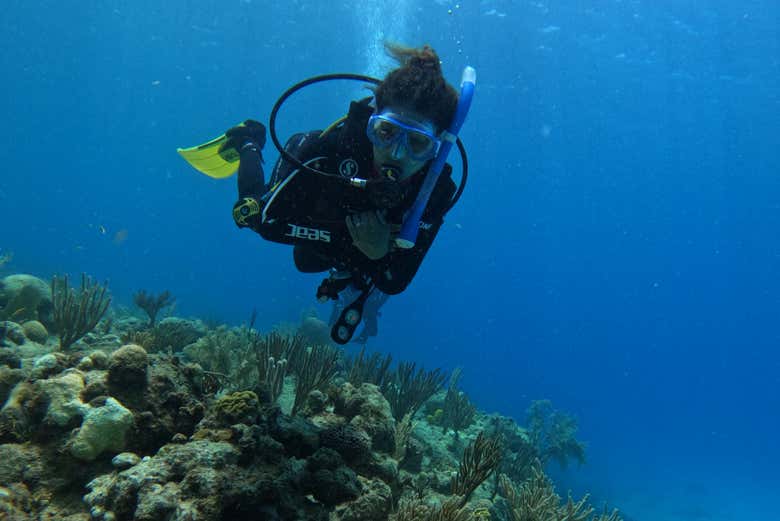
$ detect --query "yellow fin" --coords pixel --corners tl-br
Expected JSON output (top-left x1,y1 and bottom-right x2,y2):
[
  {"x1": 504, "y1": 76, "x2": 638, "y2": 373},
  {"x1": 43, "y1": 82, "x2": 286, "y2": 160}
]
[{"x1": 177, "y1": 127, "x2": 239, "y2": 179}]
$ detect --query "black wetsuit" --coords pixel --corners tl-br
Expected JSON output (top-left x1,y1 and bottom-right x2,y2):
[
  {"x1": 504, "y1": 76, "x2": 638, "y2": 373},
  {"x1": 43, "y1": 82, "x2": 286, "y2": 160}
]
[{"x1": 233, "y1": 99, "x2": 456, "y2": 296}]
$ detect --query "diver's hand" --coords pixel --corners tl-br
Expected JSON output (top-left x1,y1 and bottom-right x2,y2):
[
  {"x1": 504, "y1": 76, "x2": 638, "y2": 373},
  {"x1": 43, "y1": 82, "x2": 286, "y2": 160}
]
[
  {"x1": 220, "y1": 119, "x2": 267, "y2": 157},
  {"x1": 346, "y1": 211, "x2": 391, "y2": 260}
]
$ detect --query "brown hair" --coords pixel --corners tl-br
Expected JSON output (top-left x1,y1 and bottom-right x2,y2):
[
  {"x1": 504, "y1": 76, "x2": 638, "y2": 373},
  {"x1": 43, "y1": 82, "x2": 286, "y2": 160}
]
[{"x1": 373, "y1": 43, "x2": 459, "y2": 132}]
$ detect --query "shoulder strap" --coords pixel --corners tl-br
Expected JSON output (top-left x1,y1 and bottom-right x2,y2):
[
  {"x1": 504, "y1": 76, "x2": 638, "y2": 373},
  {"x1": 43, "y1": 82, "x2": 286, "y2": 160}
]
[{"x1": 336, "y1": 97, "x2": 375, "y2": 168}]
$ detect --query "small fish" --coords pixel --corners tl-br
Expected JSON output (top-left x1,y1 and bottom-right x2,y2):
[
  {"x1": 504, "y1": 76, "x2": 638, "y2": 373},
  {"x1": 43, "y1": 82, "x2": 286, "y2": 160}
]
[
  {"x1": 113, "y1": 229, "x2": 129, "y2": 245},
  {"x1": 99, "y1": 225, "x2": 107, "y2": 235}
]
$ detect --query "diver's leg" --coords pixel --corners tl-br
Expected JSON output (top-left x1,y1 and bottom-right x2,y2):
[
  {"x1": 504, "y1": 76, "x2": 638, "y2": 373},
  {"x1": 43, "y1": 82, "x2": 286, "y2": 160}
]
[
  {"x1": 355, "y1": 289, "x2": 390, "y2": 343},
  {"x1": 293, "y1": 244, "x2": 333, "y2": 273}
]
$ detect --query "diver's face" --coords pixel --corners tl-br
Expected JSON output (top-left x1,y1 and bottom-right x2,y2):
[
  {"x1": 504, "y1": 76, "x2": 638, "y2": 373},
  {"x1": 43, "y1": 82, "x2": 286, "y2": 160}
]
[{"x1": 370, "y1": 107, "x2": 438, "y2": 180}]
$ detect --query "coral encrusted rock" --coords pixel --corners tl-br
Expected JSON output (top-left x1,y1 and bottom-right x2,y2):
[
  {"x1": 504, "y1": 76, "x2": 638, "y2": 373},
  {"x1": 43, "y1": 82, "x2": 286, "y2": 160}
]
[
  {"x1": 21, "y1": 320, "x2": 48, "y2": 343},
  {"x1": 332, "y1": 382, "x2": 396, "y2": 454},
  {"x1": 0, "y1": 274, "x2": 53, "y2": 327},
  {"x1": 69, "y1": 397, "x2": 134, "y2": 461},
  {"x1": 320, "y1": 424, "x2": 372, "y2": 463},
  {"x1": 213, "y1": 391, "x2": 260, "y2": 425},
  {"x1": 107, "y1": 344, "x2": 149, "y2": 389}
]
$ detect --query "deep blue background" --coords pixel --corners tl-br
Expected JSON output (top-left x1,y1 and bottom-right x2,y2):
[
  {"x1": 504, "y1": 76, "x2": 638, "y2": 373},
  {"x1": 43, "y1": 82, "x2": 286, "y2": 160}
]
[{"x1": 1, "y1": 1, "x2": 778, "y2": 519}]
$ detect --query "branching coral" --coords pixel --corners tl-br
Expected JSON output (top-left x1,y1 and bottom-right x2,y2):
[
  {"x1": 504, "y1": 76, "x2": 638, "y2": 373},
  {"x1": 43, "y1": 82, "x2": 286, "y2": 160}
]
[
  {"x1": 382, "y1": 361, "x2": 446, "y2": 421},
  {"x1": 346, "y1": 344, "x2": 393, "y2": 388},
  {"x1": 394, "y1": 411, "x2": 414, "y2": 461},
  {"x1": 557, "y1": 495, "x2": 594, "y2": 521},
  {"x1": 251, "y1": 331, "x2": 305, "y2": 387},
  {"x1": 185, "y1": 326, "x2": 315, "y2": 406},
  {"x1": 592, "y1": 509, "x2": 623, "y2": 521},
  {"x1": 526, "y1": 400, "x2": 586, "y2": 469},
  {"x1": 441, "y1": 367, "x2": 477, "y2": 436},
  {"x1": 391, "y1": 498, "x2": 434, "y2": 520},
  {"x1": 51, "y1": 274, "x2": 111, "y2": 350},
  {"x1": 238, "y1": 330, "x2": 303, "y2": 403},
  {"x1": 498, "y1": 466, "x2": 620, "y2": 521},
  {"x1": 264, "y1": 357, "x2": 288, "y2": 405},
  {"x1": 499, "y1": 468, "x2": 558, "y2": 521},
  {"x1": 494, "y1": 444, "x2": 537, "y2": 498},
  {"x1": 391, "y1": 497, "x2": 493, "y2": 521},
  {"x1": 489, "y1": 416, "x2": 538, "y2": 496},
  {"x1": 451, "y1": 431, "x2": 503, "y2": 505},
  {"x1": 291, "y1": 344, "x2": 339, "y2": 415},
  {"x1": 133, "y1": 289, "x2": 175, "y2": 327}
]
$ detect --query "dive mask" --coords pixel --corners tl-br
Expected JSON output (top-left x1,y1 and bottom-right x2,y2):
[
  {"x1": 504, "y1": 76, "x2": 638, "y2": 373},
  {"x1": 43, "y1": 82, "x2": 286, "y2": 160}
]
[{"x1": 366, "y1": 112, "x2": 441, "y2": 162}]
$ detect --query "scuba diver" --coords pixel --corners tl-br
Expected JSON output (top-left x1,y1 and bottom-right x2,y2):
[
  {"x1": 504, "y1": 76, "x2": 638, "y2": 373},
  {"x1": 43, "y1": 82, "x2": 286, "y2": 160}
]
[{"x1": 179, "y1": 43, "x2": 474, "y2": 344}]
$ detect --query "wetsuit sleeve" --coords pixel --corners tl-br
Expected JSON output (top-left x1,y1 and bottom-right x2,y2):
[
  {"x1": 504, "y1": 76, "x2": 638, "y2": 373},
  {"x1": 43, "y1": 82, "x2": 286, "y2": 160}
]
[{"x1": 370, "y1": 175, "x2": 457, "y2": 295}]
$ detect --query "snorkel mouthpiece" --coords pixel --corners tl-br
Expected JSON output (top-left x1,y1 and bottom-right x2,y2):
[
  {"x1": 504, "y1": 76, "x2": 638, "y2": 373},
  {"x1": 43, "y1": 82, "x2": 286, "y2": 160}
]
[
  {"x1": 367, "y1": 165, "x2": 403, "y2": 208},
  {"x1": 380, "y1": 164, "x2": 400, "y2": 181}
]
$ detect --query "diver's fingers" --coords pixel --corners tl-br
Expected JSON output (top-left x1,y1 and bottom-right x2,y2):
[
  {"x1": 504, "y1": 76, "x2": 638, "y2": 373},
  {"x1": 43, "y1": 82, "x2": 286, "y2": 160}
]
[{"x1": 346, "y1": 214, "x2": 359, "y2": 237}]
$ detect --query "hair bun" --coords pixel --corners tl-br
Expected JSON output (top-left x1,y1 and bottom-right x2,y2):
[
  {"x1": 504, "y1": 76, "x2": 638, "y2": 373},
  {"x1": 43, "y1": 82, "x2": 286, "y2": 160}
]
[
  {"x1": 409, "y1": 46, "x2": 440, "y2": 71},
  {"x1": 374, "y1": 43, "x2": 458, "y2": 132}
]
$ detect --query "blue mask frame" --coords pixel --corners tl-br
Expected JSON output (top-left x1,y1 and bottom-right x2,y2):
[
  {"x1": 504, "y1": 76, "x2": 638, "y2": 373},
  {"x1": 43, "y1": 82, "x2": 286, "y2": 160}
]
[{"x1": 366, "y1": 112, "x2": 441, "y2": 162}]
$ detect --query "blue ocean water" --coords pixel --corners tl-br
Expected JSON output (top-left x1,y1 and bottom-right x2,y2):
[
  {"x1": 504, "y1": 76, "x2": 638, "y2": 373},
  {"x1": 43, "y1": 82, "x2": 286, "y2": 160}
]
[{"x1": 1, "y1": 1, "x2": 778, "y2": 519}]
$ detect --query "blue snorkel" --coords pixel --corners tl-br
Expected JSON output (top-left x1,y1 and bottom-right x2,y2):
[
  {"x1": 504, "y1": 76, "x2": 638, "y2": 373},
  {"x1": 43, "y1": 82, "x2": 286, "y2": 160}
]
[{"x1": 395, "y1": 66, "x2": 476, "y2": 249}]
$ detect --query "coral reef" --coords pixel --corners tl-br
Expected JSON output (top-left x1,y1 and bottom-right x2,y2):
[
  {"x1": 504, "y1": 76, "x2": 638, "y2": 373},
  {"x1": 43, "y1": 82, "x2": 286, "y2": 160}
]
[
  {"x1": 83, "y1": 439, "x2": 325, "y2": 521},
  {"x1": 0, "y1": 284, "x2": 620, "y2": 521}
]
